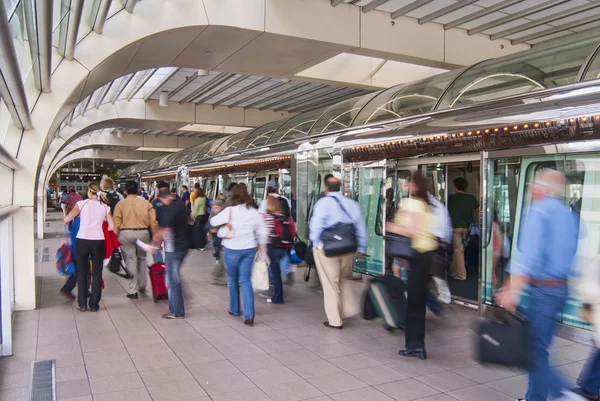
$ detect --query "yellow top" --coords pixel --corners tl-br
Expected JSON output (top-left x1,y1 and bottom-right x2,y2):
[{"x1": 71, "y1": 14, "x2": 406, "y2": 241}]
[
  {"x1": 394, "y1": 197, "x2": 437, "y2": 253},
  {"x1": 190, "y1": 191, "x2": 197, "y2": 205}
]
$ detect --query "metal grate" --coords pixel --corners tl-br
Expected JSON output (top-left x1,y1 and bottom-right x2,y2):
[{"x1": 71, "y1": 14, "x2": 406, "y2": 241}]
[{"x1": 28, "y1": 360, "x2": 55, "y2": 401}]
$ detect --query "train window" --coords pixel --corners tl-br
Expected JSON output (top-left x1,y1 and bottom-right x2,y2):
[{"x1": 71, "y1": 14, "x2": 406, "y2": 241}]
[{"x1": 582, "y1": 48, "x2": 600, "y2": 82}]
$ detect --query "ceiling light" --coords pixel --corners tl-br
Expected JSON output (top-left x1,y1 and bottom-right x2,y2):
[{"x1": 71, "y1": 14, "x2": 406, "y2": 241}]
[
  {"x1": 94, "y1": 149, "x2": 99, "y2": 155},
  {"x1": 116, "y1": 128, "x2": 123, "y2": 138},
  {"x1": 198, "y1": 69, "x2": 209, "y2": 76},
  {"x1": 136, "y1": 147, "x2": 183, "y2": 152},
  {"x1": 113, "y1": 159, "x2": 148, "y2": 163},
  {"x1": 159, "y1": 91, "x2": 169, "y2": 107}
]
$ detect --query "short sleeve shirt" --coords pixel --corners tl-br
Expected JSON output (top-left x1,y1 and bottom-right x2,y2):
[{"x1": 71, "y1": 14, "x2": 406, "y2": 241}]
[
  {"x1": 448, "y1": 193, "x2": 479, "y2": 229},
  {"x1": 161, "y1": 198, "x2": 189, "y2": 253},
  {"x1": 395, "y1": 198, "x2": 437, "y2": 253},
  {"x1": 75, "y1": 200, "x2": 109, "y2": 240},
  {"x1": 181, "y1": 192, "x2": 191, "y2": 211}
]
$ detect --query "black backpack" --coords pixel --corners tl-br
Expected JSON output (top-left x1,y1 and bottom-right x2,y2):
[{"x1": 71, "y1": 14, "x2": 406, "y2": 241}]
[
  {"x1": 106, "y1": 191, "x2": 120, "y2": 214},
  {"x1": 270, "y1": 214, "x2": 294, "y2": 248}
]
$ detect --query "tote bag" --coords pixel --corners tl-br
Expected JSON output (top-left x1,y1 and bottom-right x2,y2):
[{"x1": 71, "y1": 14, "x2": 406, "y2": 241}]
[{"x1": 251, "y1": 251, "x2": 270, "y2": 292}]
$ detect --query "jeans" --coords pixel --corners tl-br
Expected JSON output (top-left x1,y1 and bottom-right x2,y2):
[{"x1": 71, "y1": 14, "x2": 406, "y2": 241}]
[
  {"x1": 165, "y1": 250, "x2": 188, "y2": 317},
  {"x1": 224, "y1": 247, "x2": 256, "y2": 320},
  {"x1": 75, "y1": 238, "x2": 104, "y2": 309},
  {"x1": 267, "y1": 246, "x2": 286, "y2": 304},
  {"x1": 280, "y1": 250, "x2": 291, "y2": 276},
  {"x1": 426, "y1": 291, "x2": 442, "y2": 316},
  {"x1": 578, "y1": 347, "x2": 600, "y2": 394},
  {"x1": 153, "y1": 251, "x2": 164, "y2": 264},
  {"x1": 61, "y1": 274, "x2": 77, "y2": 293},
  {"x1": 525, "y1": 285, "x2": 568, "y2": 401}
]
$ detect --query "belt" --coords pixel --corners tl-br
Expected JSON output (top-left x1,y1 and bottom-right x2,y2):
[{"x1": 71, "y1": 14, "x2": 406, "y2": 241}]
[
  {"x1": 530, "y1": 279, "x2": 567, "y2": 287},
  {"x1": 121, "y1": 228, "x2": 148, "y2": 231}
]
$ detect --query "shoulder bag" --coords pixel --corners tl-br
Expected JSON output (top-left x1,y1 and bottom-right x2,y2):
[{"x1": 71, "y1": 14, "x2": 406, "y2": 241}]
[
  {"x1": 320, "y1": 197, "x2": 358, "y2": 257},
  {"x1": 216, "y1": 207, "x2": 234, "y2": 239}
]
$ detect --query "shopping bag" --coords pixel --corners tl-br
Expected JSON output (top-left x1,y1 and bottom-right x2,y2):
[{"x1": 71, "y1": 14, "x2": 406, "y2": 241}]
[
  {"x1": 251, "y1": 252, "x2": 270, "y2": 292},
  {"x1": 432, "y1": 277, "x2": 451, "y2": 304}
]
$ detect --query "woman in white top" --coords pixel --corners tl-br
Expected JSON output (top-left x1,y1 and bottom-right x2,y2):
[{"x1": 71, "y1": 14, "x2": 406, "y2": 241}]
[
  {"x1": 64, "y1": 183, "x2": 114, "y2": 312},
  {"x1": 210, "y1": 185, "x2": 267, "y2": 326}
]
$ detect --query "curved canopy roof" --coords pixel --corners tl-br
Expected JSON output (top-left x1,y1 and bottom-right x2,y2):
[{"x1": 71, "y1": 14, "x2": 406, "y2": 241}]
[{"x1": 122, "y1": 37, "x2": 600, "y2": 178}]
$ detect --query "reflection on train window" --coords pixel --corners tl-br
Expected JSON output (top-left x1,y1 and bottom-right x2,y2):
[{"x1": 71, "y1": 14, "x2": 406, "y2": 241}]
[
  {"x1": 424, "y1": 165, "x2": 446, "y2": 204},
  {"x1": 205, "y1": 180, "x2": 216, "y2": 200},
  {"x1": 254, "y1": 177, "x2": 266, "y2": 204}
]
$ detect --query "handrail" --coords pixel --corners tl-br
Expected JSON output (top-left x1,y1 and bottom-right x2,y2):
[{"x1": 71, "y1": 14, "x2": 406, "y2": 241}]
[{"x1": 0, "y1": 205, "x2": 20, "y2": 223}]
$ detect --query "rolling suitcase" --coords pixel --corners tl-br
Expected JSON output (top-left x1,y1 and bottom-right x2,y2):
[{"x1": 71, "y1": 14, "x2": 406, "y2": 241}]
[
  {"x1": 148, "y1": 262, "x2": 168, "y2": 302},
  {"x1": 367, "y1": 275, "x2": 406, "y2": 331},
  {"x1": 475, "y1": 310, "x2": 530, "y2": 369}
]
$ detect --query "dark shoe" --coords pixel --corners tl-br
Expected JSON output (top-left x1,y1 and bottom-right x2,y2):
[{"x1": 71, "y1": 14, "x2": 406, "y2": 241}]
[
  {"x1": 569, "y1": 387, "x2": 599, "y2": 401},
  {"x1": 244, "y1": 318, "x2": 254, "y2": 327},
  {"x1": 516, "y1": 399, "x2": 525, "y2": 401},
  {"x1": 76, "y1": 305, "x2": 87, "y2": 312},
  {"x1": 399, "y1": 348, "x2": 427, "y2": 360},
  {"x1": 59, "y1": 289, "x2": 76, "y2": 300},
  {"x1": 89, "y1": 307, "x2": 99, "y2": 312},
  {"x1": 162, "y1": 313, "x2": 183, "y2": 320},
  {"x1": 139, "y1": 288, "x2": 147, "y2": 294},
  {"x1": 127, "y1": 293, "x2": 138, "y2": 299},
  {"x1": 323, "y1": 321, "x2": 343, "y2": 330}
]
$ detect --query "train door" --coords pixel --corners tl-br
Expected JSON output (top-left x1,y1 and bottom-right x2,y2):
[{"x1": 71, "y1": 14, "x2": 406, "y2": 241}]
[
  {"x1": 254, "y1": 176, "x2": 267, "y2": 204},
  {"x1": 345, "y1": 160, "x2": 387, "y2": 276}
]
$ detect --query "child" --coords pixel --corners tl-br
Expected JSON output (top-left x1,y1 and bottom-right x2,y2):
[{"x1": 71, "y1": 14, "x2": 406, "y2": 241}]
[{"x1": 208, "y1": 197, "x2": 226, "y2": 285}]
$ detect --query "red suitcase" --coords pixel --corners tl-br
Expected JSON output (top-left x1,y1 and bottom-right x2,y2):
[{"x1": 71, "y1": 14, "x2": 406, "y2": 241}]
[{"x1": 148, "y1": 263, "x2": 168, "y2": 302}]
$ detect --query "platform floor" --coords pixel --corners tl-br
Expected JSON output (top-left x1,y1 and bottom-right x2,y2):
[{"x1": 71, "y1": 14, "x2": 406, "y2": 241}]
[{"x1": 0, "y1": 212, "x2": 594, "y2": 401}]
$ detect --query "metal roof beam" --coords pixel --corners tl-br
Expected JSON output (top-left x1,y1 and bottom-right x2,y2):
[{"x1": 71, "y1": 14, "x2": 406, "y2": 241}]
[
  {"x1": 228, "y1": 81, "x2": 287, "y2": 108},
  {"x1": 258, "y1": 84, "x2": 323, "y2": 110},
  {"x1": 291, "y1": 89, "x2": 366, "y2": 113},
  {"x1": 180, "y1": 72, "x2": 234, "y2": 104},
  {"x1": 167, "y1": 73, "x2": 199, "y2": 100},
  {"x1": 91, "y1": 0, "x2": 112, "y2": 34},
  {"x1": 490, "y1": 1, "x2": 600, "y2": 40},
  {"x1": 143, "y1": 67, "x2": 180, "y2": 101},
  {"x1": 127, "y1": 68, "x2": 158, "y2": 101},
  {"x1": 362, "y1": 0, "x2": 390, "y2": 13},
  {"x1": 245, "y1": 82, "x2": 311, "y2": 109},
  {"x1": 283, "y1": 87, "x2": 348, "y2": 112},
  {"x1": 444, "y1": 0, "x2": 522, "y2": 30},
  {"x1": 271, "y1": 85, "x2": 329, "y2": 112},
  {"x1": 468, "y1": 0, "x2": 569, "y2": 35},
  {"x1": 95, "y1": 82, "x2": 112, "y2": 108},
  {"x1": 211, "y1": 77, "x2": 270, "y2": 108},
  {"x1": 110, "y1": 73, "x2": 135, "y2": 103},
  {"x1": 192, "y1": 74, "x2": 249, "y2": 104},
  {"x1": 511, "y1": 13, "x2": 600, "y2": 45},
  {"x1": 391, "y1": 0, "x2": 433, "y2": 19},
  {"x1": 80, "y1": 95, "x2": 93, "y2": 117},
  {"x1": 419, "y1": 0, "x2": 477, "y2": 24},
  {"x1": 0, "y1": 0, "x2": 33, "y2": 129},
  {"x1": 65, "y1": 0, "x2": 84, "y2": 60},
  {"x1": 121, "y1": 0, "x2": 137, "y2": 13}
]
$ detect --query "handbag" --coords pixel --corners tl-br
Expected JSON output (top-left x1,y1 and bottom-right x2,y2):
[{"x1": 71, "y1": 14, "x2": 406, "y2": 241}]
[
  {"x1": 293, "y1": 237, "x2": 307, "y2": 260},
  {"x1": 321, "y1": 197, "x2": 358, "y2": 257},
  {"x1": 217, "y1": 207, "x2": 234, "y2": 239},
  {"x1": 384, "y1": 232, "x2": 416, "y2": 260},
  {"x1": 251, "y1": 251, "x2": 270, "y2": 292}
]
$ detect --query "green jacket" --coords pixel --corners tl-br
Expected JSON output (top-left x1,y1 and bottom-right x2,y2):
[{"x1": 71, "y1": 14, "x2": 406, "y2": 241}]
[{"x1": 193, "y1": 196, "x2": 206, "y2": 218}]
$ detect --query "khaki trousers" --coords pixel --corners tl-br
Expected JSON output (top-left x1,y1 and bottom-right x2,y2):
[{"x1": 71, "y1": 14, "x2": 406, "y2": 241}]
[
  {"x1": 119, "y1": 230, "x2": 150, "y2": 294},
  {"x1": 449, "y1": 228, "x2": 469, "y2": 280},
  {"x1": 313, "y1": 248, "x2": 357, "y2": 327}
]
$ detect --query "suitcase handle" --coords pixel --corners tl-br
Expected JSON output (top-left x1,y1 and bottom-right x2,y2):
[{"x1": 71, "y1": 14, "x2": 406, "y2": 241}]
[{"x1": 484, "y1": 305, "x2": 527, "y2": 325}]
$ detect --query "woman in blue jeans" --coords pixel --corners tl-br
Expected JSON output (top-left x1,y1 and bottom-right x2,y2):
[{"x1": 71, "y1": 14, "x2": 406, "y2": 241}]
[{"x1": 210, "y1": 185, "x2": 267, "y2": 326}]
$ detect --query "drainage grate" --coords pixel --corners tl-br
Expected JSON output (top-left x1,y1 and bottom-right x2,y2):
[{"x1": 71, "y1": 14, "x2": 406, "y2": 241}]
[{"x1": 28, "y1": 360, "x2": 55, "y2": 401}]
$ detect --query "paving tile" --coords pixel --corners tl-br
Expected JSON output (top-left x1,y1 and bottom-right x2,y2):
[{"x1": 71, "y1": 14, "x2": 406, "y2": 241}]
[
  {"x1": 415, "y1": 370, "x2": 478, "y2": 392},
  {"x1": 83, "y1": 347, "x2": 131, "y2": 365},
  {"x1": 328, "y1": 353, "x2": 381, "y2": 371},
  {"x1": 62, "y1": 397, "x2": 93, "y2": 401},
  {"x1": 245, "y1": 365, "x2": 302, "y2": 388},
  {"x1": 146, "y1": 377, "x2": 209, "y2": 401},
  {"x1": 210, "y1": 388, "x2": 272, "y2": 401},
  {"x1": 0, "y1": 356, "x2": 33, "y2": 373},
  {"x1": 255, "y1": 338, "x2": 306, "y2": 354},
  {"x1": 91, "y1": 388, "x2": 153, "y2": 401},
  {"x1": 89, "y1": 372, "x2": 144, "y2": 394},
  {"x1": 349, "y1": 364, "x2": 407, "y2": 386},
  {"x1": 229, "y1": 353, "x2": 281, "y2": 372},
  {"x1": 56, "y1": 378, "x2": 92, "y2": 399},
  {"x1": 484, "y1": 375, "x2": 528, "y2": 399},
  {"x1": 376, "y1": 378, "x2": 440, "y2": 401},
  {"x1": 305, "y1": 343, "x2": 360, "y2": 359},
  {"x1": 330, "y1": 387, "x2": 394, "y2": 401},
  {"x1": 200, "y1": 372, "x2": 257, "y2": 395},
  {"x1": 0, "y1": 387, "x2": 29, "y2": 401},
  {"x1": 139, "y1": 365, "x2": 194, "y2": 384},
  {"x1": 261, "y1": 379, "x2": 324, "y2": 401},
  {"x1": 55, "y1": 365, "x2": 88, "y2": 382},
  {"x1": 294, "y1": 335, "x2": 339, "y2": 347},
  {"x1": 288, "y1": 359, "x2": 344, "y2": 379},
  {"x1": 453, "y1": 364, "x2": 519, "y2": 384},
  {"x1": 386, "y1": 359, "x2": 446, "y2": 377},
  {"x1": 188, "y1": 359, "x2": 241, "y2": 382},
  {"x1": 414, "y1": 395, "x2": 460, "y2": 401},
  {"x1": 272, "y1": 349, "x2": 323, "y2": 366},
  {"x1": 85, "y1": 358, "x2": 137, "y2": 378},
  {"x1": 308, "y1": 372, "x2": 369, "y2": 395},
  {"x1": 267, "y1": 318, "x2": 306, "y2": 330},
  {"x1": 447, "y1": 384, "x2": 513, "y2": 401},
  {"x1": 0, "y1": 370, "x2": 30, "y2": 389},
  {"x1": 278, "y1": 326, "x2": 321, "y2": 339},
  {"x1": 129, "y1": 345, "x2": 184, "y2": 371},
  {"x1": 217, "y1": 343, "x2": 267, "y2": 358}
]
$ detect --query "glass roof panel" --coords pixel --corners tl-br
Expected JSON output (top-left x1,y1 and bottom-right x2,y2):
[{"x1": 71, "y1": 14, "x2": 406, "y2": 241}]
[
  {"x1": 309, "y1": 92, "x2": 380, "y2": 135},
  {"x1": 351, "y1": 70, "x2": 463, "y2": 127},
  {"x1": 101, "y1": 76, "x2": 126, "y2": 104},
  {"x1": 119, "y1": 70, "x2": 147, "y2": 100},
  {"x1": 438, "y1": 38, "x2": 599, "y2": 110},
  {"x1": 235, "y1": 120, "x2": 287, "y2": 151},
  {"x1": 269, "y1": 108, "x2": 329, "y2": 143},
  {"x1": 87, "y1": 88, "x2": 102, "y2": 110},
  {"x1": 581, "y1": 46, "x2": 600, "y2": 82},
  {"x1": 135, "y1": 67, "x2": 177, "y2": 99},
  {"x1": 213, "y1": 130, "x2": 253, "y2": 155}
]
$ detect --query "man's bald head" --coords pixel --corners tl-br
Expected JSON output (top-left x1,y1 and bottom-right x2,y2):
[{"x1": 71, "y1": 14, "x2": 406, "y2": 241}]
[{"x1": 532, "y1": 168, "x2": 566, "y2": 200}]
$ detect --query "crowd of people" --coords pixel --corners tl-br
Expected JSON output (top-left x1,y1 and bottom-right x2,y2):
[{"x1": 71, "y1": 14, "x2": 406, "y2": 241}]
[{"x1": 57, "y1": 170, "x2": 600, "y2": 401}]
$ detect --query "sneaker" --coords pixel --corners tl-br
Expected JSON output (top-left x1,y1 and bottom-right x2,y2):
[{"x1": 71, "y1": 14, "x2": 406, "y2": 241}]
[
  {"x1": 162, "y1": 313, "x2": 183, "y2": 320},
  {"x1": 569, "y1": 387, "x2": 599, "y2": 401},
  {"x1": 126, "y1": 293, "x2": 138, "y2": 299},
  {"x1": 266, "y1": 298, "x2": 273, "y2": 303}
]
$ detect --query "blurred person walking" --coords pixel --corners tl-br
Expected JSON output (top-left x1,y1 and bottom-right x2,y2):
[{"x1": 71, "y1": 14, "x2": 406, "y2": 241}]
[
  {"x1": 64, "y1": 183, "x2": 114, "y2": 312},
  {"x1": 150, "y1": 181, "x2": 170, "y2": 264},
  {"x1": 263, "y1": 195, "x2": 297, "y2": 304},
  {"x1": 497, "y1": 169, "x2": 583, "y2": 401},
  {"x1": 387, "y1": 171, "x2": 437, "y2": 359},
  {"x1": 113, "y1": 180, "x2": 158, "y2": 299},
  {"x1": 210, "y1": 185, "x2": 267, "y2": 327},
  {"x1": 309, "y1": 176, "x2": 367, "y2": 329},
  {"x1": 151, "y1": 188, "x2": 191, "y2": 319},
  {"x1": 192, "y1": 187, "x2": 208, "y2": 251},
  {"x1": 448, "y1": 177, "x2": 479, "y2": 280},
  {"x1": 208, "y1": 196, "x2": 226, "y2": 285},
  {"x1": 181, "y1": 185, "x2": 191, "y2": 212}
]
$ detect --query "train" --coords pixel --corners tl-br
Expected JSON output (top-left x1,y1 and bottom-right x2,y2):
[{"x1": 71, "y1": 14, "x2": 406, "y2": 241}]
[{"x1": 120, "y1": 36, "x2": 600, "y2": 337}]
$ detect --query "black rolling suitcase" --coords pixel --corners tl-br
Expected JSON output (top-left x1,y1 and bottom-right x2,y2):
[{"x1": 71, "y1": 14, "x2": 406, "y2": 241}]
[
  {"x1": 474, "y1": 310, "x2": 530, "y2": 369},
  {"x1": 363, "y1": 275, "x2": 406, "y2": 331}
]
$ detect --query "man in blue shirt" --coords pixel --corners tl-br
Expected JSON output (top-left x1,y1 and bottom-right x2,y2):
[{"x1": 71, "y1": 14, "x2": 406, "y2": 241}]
[
  {"x1": 180, "y1": 185, "x2": 191, "y2": 212},
  {"x1": 497, "y1": 169, "x2": 582, "y2": 401},
  {"x1": 310, "y1": 177, "x2": 367, "y2": 329}
]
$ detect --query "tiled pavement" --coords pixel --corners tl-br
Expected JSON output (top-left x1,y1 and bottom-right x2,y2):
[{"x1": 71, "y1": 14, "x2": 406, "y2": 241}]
[{"x1": 1, "y1": 212, "x2": 594, "y2": 401}]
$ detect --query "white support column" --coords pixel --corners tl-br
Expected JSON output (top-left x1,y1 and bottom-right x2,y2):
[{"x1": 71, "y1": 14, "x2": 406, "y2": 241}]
[{"x1": 0, "y1": 213, "x2": 15, "y2": 356}]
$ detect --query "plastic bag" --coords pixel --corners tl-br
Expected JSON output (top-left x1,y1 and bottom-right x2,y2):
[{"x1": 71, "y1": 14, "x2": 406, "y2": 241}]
[
  {"x1": 432, "y1": 277, "x2": 452, "y2": 304},
  {"x1": 251, "y1": 252, "x2": 270, "y2": 292}
]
